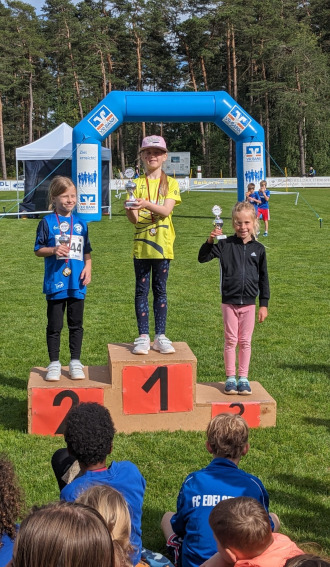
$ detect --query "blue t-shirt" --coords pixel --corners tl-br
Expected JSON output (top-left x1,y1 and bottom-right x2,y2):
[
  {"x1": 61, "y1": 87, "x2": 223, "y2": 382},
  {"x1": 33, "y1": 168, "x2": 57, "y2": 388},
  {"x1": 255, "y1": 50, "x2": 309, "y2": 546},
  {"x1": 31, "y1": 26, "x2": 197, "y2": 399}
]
[
  {"x1": 170, "y1": 458, "x2": 273, "y2": 567},
  {"x1": 34, "y1": 212, "x2": 92, "y2": 300},
  {"x1": 60, "y1": 461, "x2": 146, "y2": 565},
  {"x1": 0, "y1": 529, "x2": 17, "y2": 567},
  {"x1": 257, "y1": 189, "x2": 270, "y2": 209},
  {"x1": 247, "y1": 191, "x2": 260, "y2": 213}
]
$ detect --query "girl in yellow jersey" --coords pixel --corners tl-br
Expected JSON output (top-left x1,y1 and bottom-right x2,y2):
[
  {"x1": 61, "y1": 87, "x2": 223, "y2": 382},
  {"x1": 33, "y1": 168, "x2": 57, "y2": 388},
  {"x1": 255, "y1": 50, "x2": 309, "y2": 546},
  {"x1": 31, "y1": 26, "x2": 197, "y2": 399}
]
[{"x1": 125, "y1": 135, "x2": 181, "y2": 355}]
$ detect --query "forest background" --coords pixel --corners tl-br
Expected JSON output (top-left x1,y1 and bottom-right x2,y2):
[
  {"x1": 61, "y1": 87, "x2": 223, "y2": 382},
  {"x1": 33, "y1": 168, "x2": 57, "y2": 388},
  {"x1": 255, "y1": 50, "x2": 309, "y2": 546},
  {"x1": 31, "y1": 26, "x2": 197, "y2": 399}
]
[{"x1": 0, "y1": 0, "x2": 329, "y2": 179}]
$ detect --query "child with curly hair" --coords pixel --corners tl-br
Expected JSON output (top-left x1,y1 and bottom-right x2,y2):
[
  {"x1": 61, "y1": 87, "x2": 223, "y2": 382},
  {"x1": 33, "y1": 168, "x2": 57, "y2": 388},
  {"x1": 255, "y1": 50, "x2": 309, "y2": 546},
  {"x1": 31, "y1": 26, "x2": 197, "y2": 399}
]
[{"x1": 0, "y1": 454, "x2": 25, "y2": 567}]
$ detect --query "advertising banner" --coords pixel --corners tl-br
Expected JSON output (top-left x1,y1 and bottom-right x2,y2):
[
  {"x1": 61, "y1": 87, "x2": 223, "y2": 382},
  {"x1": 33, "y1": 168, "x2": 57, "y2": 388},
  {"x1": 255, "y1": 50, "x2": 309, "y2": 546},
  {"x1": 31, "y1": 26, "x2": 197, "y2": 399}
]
[{"x1": 76, "y1": 144, "x2": 99, "y2": 215}]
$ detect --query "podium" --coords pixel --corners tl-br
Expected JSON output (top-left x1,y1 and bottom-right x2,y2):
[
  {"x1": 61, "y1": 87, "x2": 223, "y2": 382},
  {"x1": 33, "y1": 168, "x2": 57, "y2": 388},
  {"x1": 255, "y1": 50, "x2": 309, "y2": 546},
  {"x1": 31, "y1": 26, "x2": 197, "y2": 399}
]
[{"x1": 28, "y1": 342, "x2": 276, "y2": 435}]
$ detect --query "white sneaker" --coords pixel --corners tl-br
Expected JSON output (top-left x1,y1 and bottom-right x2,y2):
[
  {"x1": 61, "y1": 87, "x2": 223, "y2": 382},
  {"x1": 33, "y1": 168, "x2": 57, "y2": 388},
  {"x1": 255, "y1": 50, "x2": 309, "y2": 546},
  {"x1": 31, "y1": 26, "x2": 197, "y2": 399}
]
[
  {"x1": 153, "y1": 335, "x2": 175, "y2": 354},
  {"x1": 133, "y1": 335, "x2": 150, "y2": 355},
  {"x1": 45, "y1": 361, "x2": 61, "y2": 381},
  {"x1": 69, "y1": 360, "x2": 86, "y2": 380}
]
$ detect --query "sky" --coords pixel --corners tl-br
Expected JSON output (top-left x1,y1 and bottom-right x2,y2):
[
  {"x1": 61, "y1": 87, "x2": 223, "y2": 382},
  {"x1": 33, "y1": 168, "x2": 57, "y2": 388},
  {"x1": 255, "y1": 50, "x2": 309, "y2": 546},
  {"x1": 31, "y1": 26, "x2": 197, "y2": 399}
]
[{"x1": 24, "y1": 0, "x2": 79, "y2": 14}]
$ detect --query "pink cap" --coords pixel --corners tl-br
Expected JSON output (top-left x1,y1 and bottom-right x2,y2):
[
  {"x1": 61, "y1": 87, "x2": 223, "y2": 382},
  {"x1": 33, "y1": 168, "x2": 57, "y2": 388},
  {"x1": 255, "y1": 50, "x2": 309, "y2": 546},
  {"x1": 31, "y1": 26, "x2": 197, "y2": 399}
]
[{"x1": 140, "y1": 135, "x2": 167, "y2": 153}]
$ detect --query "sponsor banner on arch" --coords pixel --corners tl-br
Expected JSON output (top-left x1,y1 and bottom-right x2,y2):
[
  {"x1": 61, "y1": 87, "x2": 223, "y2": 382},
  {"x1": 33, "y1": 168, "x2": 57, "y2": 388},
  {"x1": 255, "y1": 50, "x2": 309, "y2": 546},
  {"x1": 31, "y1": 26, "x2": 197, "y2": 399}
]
[{"x1": 243, "y1": 142, "x2": 264, "y2": 191}]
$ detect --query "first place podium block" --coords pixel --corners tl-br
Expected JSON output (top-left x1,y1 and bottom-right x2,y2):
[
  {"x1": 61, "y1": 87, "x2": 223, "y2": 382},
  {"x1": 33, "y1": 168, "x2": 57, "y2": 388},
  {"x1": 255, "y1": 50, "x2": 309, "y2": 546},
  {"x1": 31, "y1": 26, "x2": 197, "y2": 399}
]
[{"x1": 28, "y1": 342, "x2": 276, "y2": 435}]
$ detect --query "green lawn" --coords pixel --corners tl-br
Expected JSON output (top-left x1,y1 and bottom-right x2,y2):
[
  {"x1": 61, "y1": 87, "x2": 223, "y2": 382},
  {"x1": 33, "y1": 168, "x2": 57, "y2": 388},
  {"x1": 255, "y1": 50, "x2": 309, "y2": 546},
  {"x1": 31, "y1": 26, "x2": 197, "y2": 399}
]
[{"x1": 0, "y1": 188, "x2": 329, "y2": 555}]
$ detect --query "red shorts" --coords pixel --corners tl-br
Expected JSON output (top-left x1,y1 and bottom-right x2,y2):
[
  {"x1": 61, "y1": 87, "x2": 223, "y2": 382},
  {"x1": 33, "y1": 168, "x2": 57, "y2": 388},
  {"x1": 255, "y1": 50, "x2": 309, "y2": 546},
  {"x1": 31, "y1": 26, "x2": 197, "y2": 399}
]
[{"x1": 258, "y1": 208, "x2": 270, "y2": 221}]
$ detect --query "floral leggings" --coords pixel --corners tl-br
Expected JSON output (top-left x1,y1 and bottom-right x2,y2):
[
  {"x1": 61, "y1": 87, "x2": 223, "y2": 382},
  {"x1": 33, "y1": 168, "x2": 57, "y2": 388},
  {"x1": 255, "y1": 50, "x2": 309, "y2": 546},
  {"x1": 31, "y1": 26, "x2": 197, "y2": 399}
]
[{"x1": 134, "y1": 258, "x2": 170, "y2": 336}]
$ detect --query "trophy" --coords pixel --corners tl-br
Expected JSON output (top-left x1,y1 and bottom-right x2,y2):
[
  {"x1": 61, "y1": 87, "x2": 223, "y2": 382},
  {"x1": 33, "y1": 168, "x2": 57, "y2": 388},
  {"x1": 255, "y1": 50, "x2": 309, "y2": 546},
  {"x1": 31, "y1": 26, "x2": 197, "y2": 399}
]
[
  {"x1": 56, "y1": 233, "x2": 71, "y2": 260},
  {"x1": 124, "y1": 167, "x2": 138, "y2": 209},
  {"x1": 212, "y1": 205, "x2": 227, "y2": 240}
]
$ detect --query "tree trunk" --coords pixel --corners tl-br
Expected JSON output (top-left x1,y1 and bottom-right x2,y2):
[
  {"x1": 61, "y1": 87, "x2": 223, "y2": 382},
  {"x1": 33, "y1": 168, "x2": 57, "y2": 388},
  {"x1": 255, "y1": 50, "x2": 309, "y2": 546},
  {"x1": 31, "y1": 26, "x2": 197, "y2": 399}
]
[
  {"x1": 295, "y1": 66, "x2": 305, "y2": 175},
  {"x1": 64, "y1": 18, "x2": 83, "y2": 120},
  {"x1": 0, "y1": 98, "x2": 7, "y2": 179},
  {"x1": 226, "y1": 22, "x2": 233, "y2": 176},
  {"x1": 261, "y1": 61, "x2": 271, "y2": 176},
  {"x1": 119, "y1": 126, "x2": 125, "y2": 173},
  {"x1": 231, "y1": 24, "x2": 237, "y2": 101},
  {"x1": 28, "y1": 63, "x2": 33, "y2": 143},
  {"x1": 183, "y1": 40, "x2": 206, "y2": 158}
]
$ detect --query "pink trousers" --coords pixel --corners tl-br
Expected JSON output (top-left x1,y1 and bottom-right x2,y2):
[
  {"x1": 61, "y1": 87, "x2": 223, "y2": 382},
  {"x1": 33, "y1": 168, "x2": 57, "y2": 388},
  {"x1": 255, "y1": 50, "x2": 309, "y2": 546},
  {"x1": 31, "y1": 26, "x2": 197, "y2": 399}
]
[{"x1": 221, "y1": 303, "x2": 256, "y2": 377}]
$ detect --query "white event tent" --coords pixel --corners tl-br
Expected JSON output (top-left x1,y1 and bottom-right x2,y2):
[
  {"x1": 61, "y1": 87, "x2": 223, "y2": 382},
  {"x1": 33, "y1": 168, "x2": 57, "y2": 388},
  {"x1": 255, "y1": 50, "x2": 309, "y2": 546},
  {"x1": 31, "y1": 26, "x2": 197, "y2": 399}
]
[{"x1": 16, "y1": 123, "x2": 111, "y2": 214}]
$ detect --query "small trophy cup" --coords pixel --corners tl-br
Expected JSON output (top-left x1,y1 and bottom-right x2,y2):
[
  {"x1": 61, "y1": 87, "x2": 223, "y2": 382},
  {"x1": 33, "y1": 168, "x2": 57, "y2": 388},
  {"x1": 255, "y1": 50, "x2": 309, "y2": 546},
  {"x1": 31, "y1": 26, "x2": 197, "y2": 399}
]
[
  {"x1": 124, "y1": 167, "x2": 138, "y2": 209},
  {"x1": 212, "y1": 205, "x2": 227, "y2": 240},
  {"x1": 57, "y1": 233, "x2": 70, "y2": 260}
]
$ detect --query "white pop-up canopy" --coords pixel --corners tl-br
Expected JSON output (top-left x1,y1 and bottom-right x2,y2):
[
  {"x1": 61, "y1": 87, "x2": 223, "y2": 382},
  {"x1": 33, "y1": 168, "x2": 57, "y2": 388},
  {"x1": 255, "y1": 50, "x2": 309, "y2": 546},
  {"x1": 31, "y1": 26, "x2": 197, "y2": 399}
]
[
  {"x1": 16, "y1": 122, "x2": 110, "y2": 161},
  {"x1": 16, "y1": 123, "x2": 111, "y2": 214}
]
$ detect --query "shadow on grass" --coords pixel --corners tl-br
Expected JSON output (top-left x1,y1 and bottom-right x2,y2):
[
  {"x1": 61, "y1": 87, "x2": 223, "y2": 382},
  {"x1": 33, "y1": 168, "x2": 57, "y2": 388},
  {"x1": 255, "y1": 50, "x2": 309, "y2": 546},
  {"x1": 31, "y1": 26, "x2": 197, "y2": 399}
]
[
  {"x1": 303, "y1": 417, "x2": 330, "y2": 431},
  {"x1": 278, "y1": 362, "x2": 330, "y2": 378},
  {"x1": 0, "y1": 396, "x2": 27, "y2": 431},
  {"x1": 0, "y1": 373, "x2": 27, "y2": 390},
  {"x1": 272, "y1": 473, "x2": 329, "y2": 544},
  {"x1": 0, "y1": 372, "x2": 28, "y2": 431}
]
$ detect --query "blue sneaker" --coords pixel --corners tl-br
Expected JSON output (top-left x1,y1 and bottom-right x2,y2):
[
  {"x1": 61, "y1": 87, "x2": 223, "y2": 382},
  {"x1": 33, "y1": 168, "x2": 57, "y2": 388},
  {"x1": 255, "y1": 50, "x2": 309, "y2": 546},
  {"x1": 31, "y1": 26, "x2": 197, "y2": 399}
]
[
  {"x1": 237, "y1": 377, "x2": 252, "y2": 395},
  {"x1": 263, "y1": 231, "x2": 268, "y2": 237},
  {"x1": 224, "y1": 377, "x2": 238, "y2": 395}
]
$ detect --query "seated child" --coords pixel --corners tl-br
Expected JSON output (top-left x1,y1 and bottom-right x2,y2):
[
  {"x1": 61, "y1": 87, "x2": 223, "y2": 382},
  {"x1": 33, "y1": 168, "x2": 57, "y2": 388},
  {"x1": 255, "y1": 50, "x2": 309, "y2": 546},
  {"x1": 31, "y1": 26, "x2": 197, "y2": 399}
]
[
  {"x1": 203, "y1": 496, "x2": 304, "y2": 567},
  {"x1": 285, "y1": 556, "x2": 330, "y2": 567},
  {"x1": 10, "y1": 500, "x2": 114, "y2": 567},
  {"x1": 52, "y1": 402, "x2": 146, "y2": 565},
  {"x1": 0, "y1": 453, "x2": 25, "y2": 567},
  {"x1": 77, "y1": 485, "x2": 134, "y2": 567},
  {"x1": 161, "y1": 414, "x2": 280, "y2": 567},
  {"x1": 77, "y1": 484, "x2": 174, "y2": 567}
]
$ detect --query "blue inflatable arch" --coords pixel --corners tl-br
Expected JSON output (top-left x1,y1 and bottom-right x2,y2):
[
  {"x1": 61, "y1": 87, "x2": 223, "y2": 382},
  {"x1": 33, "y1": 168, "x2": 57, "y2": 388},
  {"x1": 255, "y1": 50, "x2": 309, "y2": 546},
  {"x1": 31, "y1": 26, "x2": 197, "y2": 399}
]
[{"x1": 72, "y1": 91, "x2": 265, "y2": 221}]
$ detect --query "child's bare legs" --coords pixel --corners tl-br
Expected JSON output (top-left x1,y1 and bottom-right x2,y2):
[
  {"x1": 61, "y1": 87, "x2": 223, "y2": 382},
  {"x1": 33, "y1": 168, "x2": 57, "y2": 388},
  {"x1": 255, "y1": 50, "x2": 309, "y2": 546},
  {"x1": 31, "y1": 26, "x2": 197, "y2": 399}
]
[{"x1": 161, "y1": 511, "x2": 175, "y2": 539}]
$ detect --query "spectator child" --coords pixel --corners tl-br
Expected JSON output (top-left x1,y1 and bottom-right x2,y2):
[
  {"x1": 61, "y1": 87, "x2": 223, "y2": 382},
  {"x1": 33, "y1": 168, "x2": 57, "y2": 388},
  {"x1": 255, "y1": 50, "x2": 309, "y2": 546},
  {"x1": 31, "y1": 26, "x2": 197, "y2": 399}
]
[
  {"x1": 52, "y1": 402, "x2": 145, "y2": 566},
  {"x1": 203, "y1": 497, "x2": 303, "y2": 567},
  {"x1": 245, "y1": 183, "x2": 260, "y2": 214},
  {"x1": 161, "y1": 414, "x2": 279, "y2": 567},
  {"x1": 125, "y1": 135, "x2": 181, "y2": 355},
  {"x1": 198, "y1": 201, "x2": 269, "y2": 395},
  {"x1": 34, "y1": 175, "x2": 92, "y2": 381},
  {"x1": 10, "y1": 501, "x2": 114, "y2": 567},
  {"x1": 0, "y1": 454, "x2": 25, "y2": 567},
  {"x1": 77, "y1": 485, "x2": 133, "y2": 567},
  {"x1": 77, "y1": 484, "x2": 174, "y2": 567},
  {"x1": 257, "y1": 180, "x2": 270, "y2": 237}
]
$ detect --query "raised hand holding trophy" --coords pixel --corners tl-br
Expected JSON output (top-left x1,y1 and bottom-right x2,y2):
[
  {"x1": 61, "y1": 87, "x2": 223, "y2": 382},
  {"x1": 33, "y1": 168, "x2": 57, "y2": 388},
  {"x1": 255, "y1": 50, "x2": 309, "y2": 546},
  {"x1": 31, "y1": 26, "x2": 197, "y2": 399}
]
[
  {"x1": 212, "y1": 205, "x2": 227, "y2": 240},
  {"x1": 124, "y1": 167, "x2": 138, "y2": 209}
]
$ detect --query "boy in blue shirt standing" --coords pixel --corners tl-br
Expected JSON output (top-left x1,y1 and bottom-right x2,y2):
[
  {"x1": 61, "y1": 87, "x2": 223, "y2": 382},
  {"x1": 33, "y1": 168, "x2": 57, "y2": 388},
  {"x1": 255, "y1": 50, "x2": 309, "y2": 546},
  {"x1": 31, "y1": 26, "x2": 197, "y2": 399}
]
[
  {"x1": 257, "y1": 180, "x2": 270, "y2": 236},
  {"x1": 161, "y1": 413, "x2": 279, "y2": 567}
]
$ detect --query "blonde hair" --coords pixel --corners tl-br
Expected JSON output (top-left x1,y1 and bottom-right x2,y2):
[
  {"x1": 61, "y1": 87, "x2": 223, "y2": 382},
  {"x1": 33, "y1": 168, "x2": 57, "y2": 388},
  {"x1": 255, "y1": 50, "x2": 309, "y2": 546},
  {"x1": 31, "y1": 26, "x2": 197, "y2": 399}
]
[
  {"x1": 232, "y1": 200, "x2": 259, "y2": 237},
  {"x1": 206, "y1": 413, "x2": 249, "y2": 459},
  {"x1": 77, "y1": 485, "x2": 134, "y2": 567},
  {"x1": 12, "y1": 501, "x2": 114, "y2": 567},
  {"x1": 209, "y1": 497, "x2": 272, "y2": 556},
  {"x1": 48, "y1": 175, "x2": 76, "y2": 210}
]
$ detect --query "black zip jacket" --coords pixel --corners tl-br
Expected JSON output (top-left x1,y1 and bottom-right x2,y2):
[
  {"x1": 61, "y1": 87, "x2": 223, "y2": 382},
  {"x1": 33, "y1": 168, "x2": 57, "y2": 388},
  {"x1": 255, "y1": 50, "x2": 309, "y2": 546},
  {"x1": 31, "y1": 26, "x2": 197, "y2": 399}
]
[{"x1": 198, "y1": 235, "x2": 270, "y2": 307}]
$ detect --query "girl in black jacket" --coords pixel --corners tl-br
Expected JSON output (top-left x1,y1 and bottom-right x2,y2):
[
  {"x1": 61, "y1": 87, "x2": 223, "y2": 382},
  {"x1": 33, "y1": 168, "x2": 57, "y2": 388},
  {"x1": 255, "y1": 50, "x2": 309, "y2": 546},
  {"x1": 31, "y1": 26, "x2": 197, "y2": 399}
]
[{"x1": 198, "y1": 201, "x2": 270, "y2": 395}]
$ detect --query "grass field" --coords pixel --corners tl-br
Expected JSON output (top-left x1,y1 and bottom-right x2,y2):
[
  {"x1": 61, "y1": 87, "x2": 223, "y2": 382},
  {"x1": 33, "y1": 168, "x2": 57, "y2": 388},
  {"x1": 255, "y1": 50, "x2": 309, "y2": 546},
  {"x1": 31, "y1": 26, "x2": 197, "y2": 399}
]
[{"x1": 0, "y1": 188, "x2": 329, "y2": 556}]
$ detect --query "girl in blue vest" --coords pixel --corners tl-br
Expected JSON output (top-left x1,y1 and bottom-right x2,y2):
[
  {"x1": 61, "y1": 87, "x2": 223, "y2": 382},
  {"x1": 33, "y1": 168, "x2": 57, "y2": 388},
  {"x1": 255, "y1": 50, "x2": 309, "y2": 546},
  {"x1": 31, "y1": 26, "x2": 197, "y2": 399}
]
[{"x1": 34, "y1": 176, "x2": 92, "y2": 381}]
